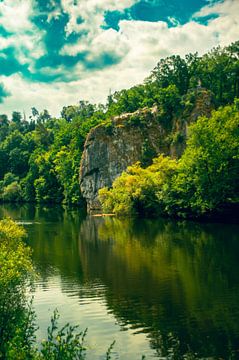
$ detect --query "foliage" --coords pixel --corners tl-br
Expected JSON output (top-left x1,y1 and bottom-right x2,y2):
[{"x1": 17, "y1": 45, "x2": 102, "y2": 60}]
[
  {"x1": 0, "y1": 40, "x2": 239, "y2": 207},
  {"x1": 0, "y1": 226, "x2": 87, "y2": 359},
  {"x1": 165, "y1": 100, "x2": 239, "y2": 216},
  {"x1": 0, "y1": 100, "x2": 105, "y2": 205},
  {"x1": 149, "y1": 55, "x2": 190, "y2": 95},
  {"x1": 39, "y1": 310, "x2": 87, "y2": 360},
  {"x1": 0, "y1": 218, "x2": 34, "y2": 358},
  {"x1": 99, "y1": 156, "x2": 177, "y2": 216},
  {"x1": 33, "y1": 151, "x2": 63, "y2": 204},
  {"x1": 0, "y1": 219, "x2": 105, "y2": 359},
  {"x1": 0, "y1": 173, "x2": 22, "y2": 202},
  {"x1": 99, "y1": 101, "x2": 239, "y2": 218},
  {"x1": 1, "y1": 181, "x2": 22, "y2": 202}
]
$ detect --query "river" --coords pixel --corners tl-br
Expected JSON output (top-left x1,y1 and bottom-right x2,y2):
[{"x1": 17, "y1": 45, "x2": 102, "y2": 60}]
[{"x1": 1, "y1": 204, "x2": 239, "y2": 359}]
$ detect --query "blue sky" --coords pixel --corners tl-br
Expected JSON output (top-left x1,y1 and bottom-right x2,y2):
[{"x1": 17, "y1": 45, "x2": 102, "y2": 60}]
[{"x1": 0, "y1": 0, "x2": 238, "y2": 117}]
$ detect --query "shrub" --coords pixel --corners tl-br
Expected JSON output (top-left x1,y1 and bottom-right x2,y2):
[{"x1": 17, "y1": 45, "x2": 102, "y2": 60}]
[{"x1": 0, "y1": 219, "x2": 34, "y2": 358}]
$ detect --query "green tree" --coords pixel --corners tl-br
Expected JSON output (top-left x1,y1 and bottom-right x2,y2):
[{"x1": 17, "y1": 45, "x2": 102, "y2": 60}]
[
  {"x1": 37, "y1": 109, "x2": 51, "y2": 124},
  {"x1": 149, "y1": 55, "x2": 190, "y2": 95},
  {"x1": 11, "y1": 111, "x2": 22, "y2": 124},
  {"x1": 172, "y1": 100, "x2": 239, "y2": 214},
  {"x1": 33, "y1": 151, "x2": 63, "y2": 203},
  {"x1": 2, "y1": 131, "x2": 35, "y2": 178},
  {"x1": 99, "y1": 156, "x2": 177, "y2": 216},
  {"x1": 0, "y1": 149, "x2": 8, "y2": 179},
  {"x1": 54, "y1": 146, "x2": 82, "y2": 204},
  {"x1": 61, "y1": 105, "x2": 79, "y2": 122}
]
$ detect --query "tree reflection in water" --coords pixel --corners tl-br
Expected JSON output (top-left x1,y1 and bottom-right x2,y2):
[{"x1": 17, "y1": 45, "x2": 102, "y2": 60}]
[{"x1": 1, "y1": 204, "x2": 239, "y2": 359}]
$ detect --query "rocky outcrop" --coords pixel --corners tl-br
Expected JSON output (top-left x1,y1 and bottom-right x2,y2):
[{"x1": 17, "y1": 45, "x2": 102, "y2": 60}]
[
  {"x1": 169, "y1": 88, "x2": 214, "y2": 158},
  {"x1": 80, "y1": 88, "x2": 214, "y2": 212},
  {"x1": 80, "y1": 106, "x2": 167, "y2": 211}
]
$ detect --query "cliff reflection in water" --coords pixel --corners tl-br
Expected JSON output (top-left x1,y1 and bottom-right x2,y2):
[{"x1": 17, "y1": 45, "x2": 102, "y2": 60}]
[
  {"x1": 1, "y1": 204, "x2": 239, "y2": 358},
  {"x1": 78, "y1": 217, "x2": 239, "y2": 357}
]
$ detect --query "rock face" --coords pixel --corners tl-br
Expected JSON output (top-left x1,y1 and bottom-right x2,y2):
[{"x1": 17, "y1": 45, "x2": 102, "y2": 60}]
[
  {"x1": 80, "y1": 88, "x2": 213, "y2": 212},
  {"x1": 80, "y1": 106, "x2": 166, "y2": 211}
]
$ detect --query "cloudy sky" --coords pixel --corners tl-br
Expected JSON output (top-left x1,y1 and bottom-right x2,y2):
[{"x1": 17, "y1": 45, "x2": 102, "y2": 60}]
[{"x1": 0, "y1": 0, "x2": 238, "y2": 117}]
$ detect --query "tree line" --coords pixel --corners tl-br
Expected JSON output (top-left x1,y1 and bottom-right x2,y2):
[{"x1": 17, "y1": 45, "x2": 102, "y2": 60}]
[{"x1": 0, "y1": 41, "x2": 238, "y2": 211}]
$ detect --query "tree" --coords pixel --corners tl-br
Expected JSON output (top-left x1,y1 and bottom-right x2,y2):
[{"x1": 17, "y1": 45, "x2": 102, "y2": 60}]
[
  {"x1": 0, "y1": 114, "x2": 9, "y2": 142},
  {"x1": 0, "y1": 149, "x2": 8, "y2": 179},
  {"x1": 11, "y1": 111, "x2": 22, "y2": 124},
  {"x1": 162, "y1": 100, "x2": 239, "y2": 216},
  {"x1": 38, "y1": 109, "x2": 51, "y2": 123},
  {"x1": 54, "y1": 146, "x2": 82, "y2": 204},
  {"x1": 34, "y1": 123, "x2": 53, "y2": 148},
  {"x1": 2, "y1": 131, "x2": 35, "y2": 178},
  {"x1": 33, "y1": 151, "x2": 63, "y2": 203},
  {"x1": 0, "y1": 114, "x2": 9, "y2": 126},
  {"x1": 61, "y1": 105, "x2": 79, "y2": 122},
  {"x1": 99, "y1": 156, "x2": 177, "y2": 216},
  {"x1": 149, "y1": 55, "x2": 190, "y2": 95}
]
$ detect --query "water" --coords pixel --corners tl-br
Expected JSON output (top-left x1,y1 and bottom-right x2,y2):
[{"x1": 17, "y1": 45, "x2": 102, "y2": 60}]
[{"x1": 1, "y1": 203, "x2": 239, "y2": 359}]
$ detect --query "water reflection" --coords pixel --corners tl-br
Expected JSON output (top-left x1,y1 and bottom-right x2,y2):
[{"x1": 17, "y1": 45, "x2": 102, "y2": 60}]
[
  {"x1": 1, "y1": 204, "x2": 239, "y2": 358},
  {"x1": 78, "y1": 217, "x2": 239, "y2": 357}
]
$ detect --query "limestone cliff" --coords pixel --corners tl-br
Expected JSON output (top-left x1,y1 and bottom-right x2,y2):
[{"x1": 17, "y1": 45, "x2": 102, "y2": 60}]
[{"x1": 80, "y1": 88, "x2": 213, "y2": 212}]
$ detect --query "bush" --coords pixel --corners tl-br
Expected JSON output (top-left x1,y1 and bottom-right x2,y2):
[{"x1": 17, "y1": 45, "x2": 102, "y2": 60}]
[
  {"x1": 0, "y1": 219, "x2": 34, "y2": 358},
  {"x1": 165, "y1": 100, "x2": 239, "y2": 216},
  {"x1": 2, "y1": 181, "x2": 22, "y2": 202},
  {"x1": 99, "y1": 156, "x2": 177, "y2": 217},
  {"x1": 99, "y1": 101, "x2": 239, "y2": 218}
]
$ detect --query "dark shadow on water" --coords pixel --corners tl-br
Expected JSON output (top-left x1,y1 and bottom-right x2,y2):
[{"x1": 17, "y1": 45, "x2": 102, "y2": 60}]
[{"x1": 1, "y1": 204, "x2": 239, "y2": 358}]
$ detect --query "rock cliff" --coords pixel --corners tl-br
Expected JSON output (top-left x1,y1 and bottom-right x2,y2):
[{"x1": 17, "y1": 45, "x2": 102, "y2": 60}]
[{"x1": 80, "y1": 88, "x2": 213, "y2": 212}]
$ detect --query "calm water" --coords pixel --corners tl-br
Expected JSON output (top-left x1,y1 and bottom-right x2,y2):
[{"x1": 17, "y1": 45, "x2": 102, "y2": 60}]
[{"x1": 1, "y1": 204, "x2": 239, "y2": 359}]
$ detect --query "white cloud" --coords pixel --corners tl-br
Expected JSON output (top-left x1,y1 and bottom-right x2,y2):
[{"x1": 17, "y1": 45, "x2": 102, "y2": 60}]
[
  {"x1": 0, "y1": 0, "x2": 45, "y2": 64},
  {"x1": 194, "y1": 0, "x2": 236, "y2": 18},
  {"x1": 0, "y1": 0, "x2": 238, "y2": 117},
  {"x1": 60, "y1": 0, "x2": 138, "y2": 58},
  {"x1": 0, "y1": 33, "x2": 44, "y2": 63},
  {"x1": 0, "y1": 0, "x2": 33, "y2": 33},
  {"x1": 62, "y1": 0, "x2": 138, "y2": 35},
  {"x1": 0, "y1": 74, "x2": 80, "y2": 117},
  {"x1": 198, "y1": 0, "x2": 239, "y2": 45},
  {"x1": 83, "y1": 28, "x2": 130, "y2": 63}
]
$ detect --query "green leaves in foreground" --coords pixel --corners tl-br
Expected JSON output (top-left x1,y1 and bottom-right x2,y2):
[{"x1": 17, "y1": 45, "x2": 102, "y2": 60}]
[
  {"x1": 0, "y1": 218, "x2": 88, "y2": 360},
  {"x1": 40, "y1": 309, "x2": 87, "y2": 360},
  {"x1": 0, "y1": 218, "x2": 117, "y2": 360},
  {"x1": 0, "y1": 218, "x2": 34, "y2": 359}
]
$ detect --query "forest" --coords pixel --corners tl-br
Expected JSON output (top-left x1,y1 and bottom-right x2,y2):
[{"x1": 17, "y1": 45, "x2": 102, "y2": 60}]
[{"x1": 0, "y1": 41, "x2": 238, "y2": 218}]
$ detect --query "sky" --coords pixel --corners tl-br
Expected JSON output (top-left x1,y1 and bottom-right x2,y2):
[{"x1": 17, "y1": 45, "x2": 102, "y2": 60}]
[{"x1": 0, "y1": 0, "x2": 238, "y2": 118}]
